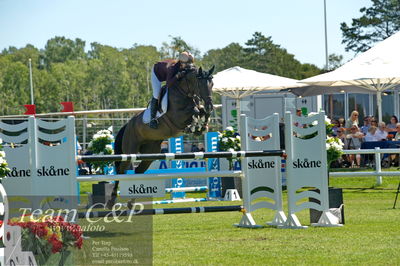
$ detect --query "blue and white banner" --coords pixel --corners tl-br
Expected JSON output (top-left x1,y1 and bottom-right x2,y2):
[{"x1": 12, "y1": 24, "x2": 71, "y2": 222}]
[
  {"x1": 169, "y1": 136, "x2": 185, "y2": 198},
  {"x1": 206, "y1": 132, "x2": 222, "y2": 198}
]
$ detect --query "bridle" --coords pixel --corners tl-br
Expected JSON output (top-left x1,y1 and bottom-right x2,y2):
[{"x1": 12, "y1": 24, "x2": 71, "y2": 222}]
[{"x1": 175, "y1": 70, "x2": 209, "y2": 107}]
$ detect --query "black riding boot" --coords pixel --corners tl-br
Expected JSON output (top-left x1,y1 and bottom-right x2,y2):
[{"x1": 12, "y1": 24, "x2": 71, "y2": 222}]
[{"x1": 149, "y1": 97, "x2": 159, "y2": 129}]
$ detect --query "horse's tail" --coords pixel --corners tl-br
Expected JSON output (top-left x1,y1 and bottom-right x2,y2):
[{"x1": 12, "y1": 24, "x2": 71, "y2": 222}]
[{"x1": 114, "y1": 124, "x2": 126, "y2": 173}]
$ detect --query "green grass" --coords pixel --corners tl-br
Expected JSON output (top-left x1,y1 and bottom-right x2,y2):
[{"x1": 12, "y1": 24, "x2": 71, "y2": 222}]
[{"x1": 74, "y1": 176, "x2": 400, "y2": 266}]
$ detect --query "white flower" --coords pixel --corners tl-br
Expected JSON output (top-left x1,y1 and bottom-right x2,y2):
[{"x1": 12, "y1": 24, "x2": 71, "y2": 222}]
[
  {"x1": 221, "y1": 137, "x2": 228, "y2": 143},
  {"x1": 0, "y1": 151, "x2": 5, "y2": 157},
  {"x1": 0, "y1": 138, "x2": 2, "y2": 144},
  {"x1": 105, "y1": 144, "x2": 113, "y2": 150},
  {"x1": 236, "y1": 135, "x2": 241, "y2": 140},
  {"x1": 0, "y1": 157, "x2": 4, "y2": 164},
  {"x1": 226, "y1": 126, "x2": 234, "y2": 132},
  {"x1": 325, "y1": 116, "x2": 331, "y2": 124},
  {"x1": 228, "y1": 148, "x2": 235, "y2": 152},
  {"x1": 337, "y1": 138, "x2": 344, "y2": 146}
]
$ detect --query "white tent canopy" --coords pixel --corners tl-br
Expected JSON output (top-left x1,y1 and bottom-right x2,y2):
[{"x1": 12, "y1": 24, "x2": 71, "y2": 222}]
[
  {"x1": 299, "y1": 31, "x2": 400, "y2": 121},
  {"x1": 212, "y1": 66, "x2": 304, "y2": 130},
  {"x1": 213, "y1": 66, "x2": 303, "y2": 98}
]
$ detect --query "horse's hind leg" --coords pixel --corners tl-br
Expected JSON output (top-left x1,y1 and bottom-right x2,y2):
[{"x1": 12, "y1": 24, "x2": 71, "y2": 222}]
[
  {"x1": 125, "y1": 141, "x2": 163, "y2": 210},
  {"x1": 107, "y1": 124, "x2": 139, "y2": 209}
]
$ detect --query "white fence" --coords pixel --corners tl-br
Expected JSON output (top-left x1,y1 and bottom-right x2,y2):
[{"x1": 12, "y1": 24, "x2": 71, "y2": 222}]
[{"x1": 330, "y1": 147, "x2": 400, "y2": 185}]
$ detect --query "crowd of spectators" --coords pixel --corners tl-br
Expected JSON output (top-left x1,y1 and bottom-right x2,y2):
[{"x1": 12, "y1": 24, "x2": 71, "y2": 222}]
[{"x1": 329, "y1": 111, "x2": 400, "y2": 168}]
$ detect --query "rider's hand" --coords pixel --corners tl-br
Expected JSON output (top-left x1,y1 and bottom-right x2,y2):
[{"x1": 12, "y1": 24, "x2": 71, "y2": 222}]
[{"x1": 176, "y1": 70, "x2": 186, "y2": 80}]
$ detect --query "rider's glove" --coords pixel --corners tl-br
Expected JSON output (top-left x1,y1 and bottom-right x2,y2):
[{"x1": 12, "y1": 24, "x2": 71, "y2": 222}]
[{"x1": 176, "y1": 70, "x2": 186, "y2": 80}]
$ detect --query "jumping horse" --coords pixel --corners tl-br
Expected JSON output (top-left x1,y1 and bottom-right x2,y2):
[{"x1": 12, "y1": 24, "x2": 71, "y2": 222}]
[{"x1": 108, "y1": 66, "x2": 215, "y2": 207}]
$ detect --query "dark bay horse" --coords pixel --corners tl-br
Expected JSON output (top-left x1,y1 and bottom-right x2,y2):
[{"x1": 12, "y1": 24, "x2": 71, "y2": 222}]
[{"x1": 108, "y1": 66, "x2": 214, "y2": 207}]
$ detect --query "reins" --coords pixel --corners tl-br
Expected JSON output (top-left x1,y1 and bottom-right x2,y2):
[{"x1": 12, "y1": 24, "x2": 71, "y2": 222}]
[{"x1": 174, "y1": 72, "x2": 202, "y2": 104}]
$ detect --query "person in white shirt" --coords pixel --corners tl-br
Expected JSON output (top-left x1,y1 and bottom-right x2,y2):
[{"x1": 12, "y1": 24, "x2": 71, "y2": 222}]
[
  {"x1": 375, "y1": 122, "x2": 388, "y2": 141},
  {"x1": 345, "y1": 125, "x2": 364, "y2": 167},
  {"x1": 364, "y1": 126, "x2": 379, "y2": 142},
  {"x1": 394, "y1": 123, "x2": 400, "y2": 141}
]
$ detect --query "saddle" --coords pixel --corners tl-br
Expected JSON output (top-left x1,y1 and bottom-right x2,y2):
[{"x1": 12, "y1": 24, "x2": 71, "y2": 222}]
[{"x1": 142, "y1": 86, "x2": 168, "y2": 124}]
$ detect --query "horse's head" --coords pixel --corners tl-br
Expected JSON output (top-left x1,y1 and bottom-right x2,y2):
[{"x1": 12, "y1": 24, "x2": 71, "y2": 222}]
[
  {"x1": 182, "y1": 65, "x2": 214, "y2": 114},
  {"x1": 196, "y1": 66, "x2": 214, "y2": 113}
]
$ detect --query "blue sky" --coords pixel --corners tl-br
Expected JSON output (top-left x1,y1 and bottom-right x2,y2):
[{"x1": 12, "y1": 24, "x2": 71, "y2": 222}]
[{"x1": 0, "y1": 0, "x2": 372, "y2": 68}]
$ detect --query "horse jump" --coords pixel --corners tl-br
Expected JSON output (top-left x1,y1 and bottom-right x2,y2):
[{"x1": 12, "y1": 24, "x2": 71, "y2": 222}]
[{"x1": 0, "y1": 111, "x2": 342, "y2": 228}]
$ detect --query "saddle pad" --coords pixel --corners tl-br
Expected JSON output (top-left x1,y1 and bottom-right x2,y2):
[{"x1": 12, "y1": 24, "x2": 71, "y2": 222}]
[{"x1": 143, "y1": 90, "x2": 168, "y2": 124}]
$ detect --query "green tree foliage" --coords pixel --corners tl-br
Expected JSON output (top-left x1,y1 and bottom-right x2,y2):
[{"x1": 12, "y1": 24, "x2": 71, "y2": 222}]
[
  {"x1": 202, "y1": 43, "x2": 246, "y2": 72},
  {"x1": 203, "y1": 32, "x2": 321, "y2": 79},
  {"x1": 0, "y1": 33, "x2": 321, "y2": 116},
  {"x1": 340, "y1": 0, "x2": 400, "y2": 53},
  {"x1": 327, "y1": 53, "x2": 344, "y2": 71},
  {"x1": 44, "y1": 36, "x2": 86, "y2": 67},
  {"x1": 160, "y1": 35, "x2": 200, "y2": 59}
]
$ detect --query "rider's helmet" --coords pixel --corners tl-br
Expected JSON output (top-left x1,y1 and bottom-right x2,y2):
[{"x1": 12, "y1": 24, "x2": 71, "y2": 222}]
[{"x1": 178, "y1": 51, "x2": 194, "y2": 64}]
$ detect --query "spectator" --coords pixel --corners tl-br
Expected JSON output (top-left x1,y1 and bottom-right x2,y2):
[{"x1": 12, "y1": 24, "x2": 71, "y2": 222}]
[
  {"x1": 191, "y1": 143, "x2": 200, "y2": 152},
  {"x1": 386, "y1": 115, "x2": 398, "y2": 138},
  {"x1": 370, "y1": 117, "x2": 378, "y2": 128},
  {"x1": 346, "y1": 125, "x2": 364, "y2": 167},
  {"x1": 389, "y1": 123, "x2": 400, "y2": 166},
  {"x1": 160, "y1": 141, "x2": 168, "y2": 153},
  {"x1": 331, "y1": 119, "x2": 340, "y2": 136},
  {"x1": 336, "y1": 127, "x2": 347, "y2": 144},
  {"x1": 198, "y1": 143, "x2": 205, "y2": 152},
  {"x1": 294, "y1": 109, "x2": 304, "y2": 128},
  {"x1": 336, "y1": 128, "x2": 351, "y2": 167},
  {"x1": 364, "y1": 126, "x2": 379, "y2": 142},
  {"x1": 364, "y1": 126, "x2": 379, "y2": 166},
  {"x1": 376, "y1": 122, "x2": 388, "y2": 141},
  {"x1": 338, "y1": 117, "x2": 345, "y2": 128},
  {"x1": 394, "y1": 123, "x2": 400, "y2": 141},
  {"x1": 345, "y1": 111, "x2": 359, "y2": 133},
  {"x1": 360, "y1": 116, "x2": 371, "y2": 135}
]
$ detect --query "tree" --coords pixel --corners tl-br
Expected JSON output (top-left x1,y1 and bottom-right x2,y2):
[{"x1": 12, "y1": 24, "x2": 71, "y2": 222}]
[
  {"x1": 327, "y1": 53, "x2": 344, "y2": 71},
  {"x1": 203, "y1": 32, "x2": 321, "y2": 79},
  {"x1": 340, "y1": 0, "x2": 400, "y2": 53},
  {"x1": 243, "y1": 32, "x2": 320, "y2": 79},
  {"x1": 44, "y1": 36, "x2": 86, "y2": 67},
  {"x1": 160, "y1": 36, "x2": 200, "y2": 59},
  {"x1": 202, "y1": 43, "x2": 246, "y2": 72}
]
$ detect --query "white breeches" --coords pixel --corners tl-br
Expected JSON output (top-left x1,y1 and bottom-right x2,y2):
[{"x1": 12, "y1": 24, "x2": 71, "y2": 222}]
[{"x1": 151, "y1": 66, "x2": 162, "y2": 99}]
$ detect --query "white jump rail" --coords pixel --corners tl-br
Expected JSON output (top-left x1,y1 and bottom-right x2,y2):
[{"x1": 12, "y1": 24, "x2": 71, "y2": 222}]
[
  {"x1": 330, "y1": 147, "x2": 400, "y2": 185},
  {"x1": 76, "y1": 170, "x2": 243, "y2": 182},
  {"x1": 0, "y1": 104, "x2": 222, "y2": 118}
]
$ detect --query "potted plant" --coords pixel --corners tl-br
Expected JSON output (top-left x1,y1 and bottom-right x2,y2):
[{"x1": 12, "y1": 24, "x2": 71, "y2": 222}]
[
  {"x1": 218, "y1": 126, "x2": 241, "y2": 196},
  {"x1": 87, "y1": 129, "x2": 114, "y2": 174}
]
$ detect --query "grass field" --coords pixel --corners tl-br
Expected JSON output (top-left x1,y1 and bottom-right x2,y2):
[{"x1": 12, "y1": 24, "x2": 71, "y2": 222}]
[{"x1": 77, "y1": 175, "x2": 400, "y2": 266}]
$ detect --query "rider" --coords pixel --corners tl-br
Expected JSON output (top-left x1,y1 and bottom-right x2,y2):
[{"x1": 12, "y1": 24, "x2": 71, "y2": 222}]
[{"x1": 149, "y1": 51, "x2": 194, "y2": 129}]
